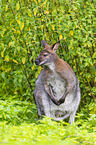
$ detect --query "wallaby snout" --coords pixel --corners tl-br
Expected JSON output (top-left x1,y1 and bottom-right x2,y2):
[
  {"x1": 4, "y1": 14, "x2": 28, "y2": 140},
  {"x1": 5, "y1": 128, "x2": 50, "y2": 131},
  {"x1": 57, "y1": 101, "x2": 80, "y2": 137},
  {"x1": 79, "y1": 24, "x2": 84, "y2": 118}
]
[
  {"x1": 35, "y1": 55, "x2": 46, "y2": 66},
  {"x1": 35, "y1": 59, "x2": 39, "y2": 66},
  {"x1": 35, "y1": 55, "x2": 43, "y2": 66}
]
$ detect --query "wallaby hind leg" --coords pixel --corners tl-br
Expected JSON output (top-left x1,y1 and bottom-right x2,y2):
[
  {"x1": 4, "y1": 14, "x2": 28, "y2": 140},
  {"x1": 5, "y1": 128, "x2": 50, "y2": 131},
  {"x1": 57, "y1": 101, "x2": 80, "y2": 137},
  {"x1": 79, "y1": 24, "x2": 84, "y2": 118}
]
[
  {"x1": 35, "y1": 92, "x2": 51, "y2": 118},
  {"x1": 68, "y1": 79, "x2": 81, "y2": 124},
  {"x1": 68, "y1": 110, "x2": 77, "y2": 124}
]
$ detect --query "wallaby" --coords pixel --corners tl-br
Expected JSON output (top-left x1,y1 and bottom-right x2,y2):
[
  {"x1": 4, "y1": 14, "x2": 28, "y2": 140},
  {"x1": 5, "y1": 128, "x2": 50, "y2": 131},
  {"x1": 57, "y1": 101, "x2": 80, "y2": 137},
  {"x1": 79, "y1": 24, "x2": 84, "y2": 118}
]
[{"x1": 34, "y1": 40, "x2": 81, "y2": 124}]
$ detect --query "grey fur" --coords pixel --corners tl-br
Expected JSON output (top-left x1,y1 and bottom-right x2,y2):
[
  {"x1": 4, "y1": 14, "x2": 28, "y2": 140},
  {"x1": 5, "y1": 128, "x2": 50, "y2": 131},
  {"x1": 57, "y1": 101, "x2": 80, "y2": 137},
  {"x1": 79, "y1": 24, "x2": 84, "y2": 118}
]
[{"x1": 34, "y1": 69, "x2": 80, "y2": 124}]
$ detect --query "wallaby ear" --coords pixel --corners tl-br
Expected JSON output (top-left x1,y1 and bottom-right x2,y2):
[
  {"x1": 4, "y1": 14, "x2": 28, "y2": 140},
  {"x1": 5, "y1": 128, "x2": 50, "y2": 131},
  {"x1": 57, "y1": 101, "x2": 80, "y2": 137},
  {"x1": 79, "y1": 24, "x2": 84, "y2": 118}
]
[
  {"x1": 52, "y1": 40, "x2": 60, "y2": 52},
  {"x1": 41, "y1": 40, "x2": 49, "y2": 48}
]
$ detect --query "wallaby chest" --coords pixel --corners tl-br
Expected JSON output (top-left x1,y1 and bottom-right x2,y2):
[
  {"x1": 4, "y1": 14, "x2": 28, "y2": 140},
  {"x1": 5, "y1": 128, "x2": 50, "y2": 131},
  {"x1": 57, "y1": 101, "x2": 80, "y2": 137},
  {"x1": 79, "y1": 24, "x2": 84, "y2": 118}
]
[{"x1": 43, "y1": 68, "x2": 66, "y2": 99}]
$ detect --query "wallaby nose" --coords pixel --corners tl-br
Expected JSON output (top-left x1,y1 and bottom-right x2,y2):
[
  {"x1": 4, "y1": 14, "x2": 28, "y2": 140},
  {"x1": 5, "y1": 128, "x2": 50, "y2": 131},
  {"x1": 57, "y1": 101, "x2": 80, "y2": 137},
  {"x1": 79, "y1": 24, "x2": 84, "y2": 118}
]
[{"x1": 35, "y1": 59, "x2": 39, "y2": 65}]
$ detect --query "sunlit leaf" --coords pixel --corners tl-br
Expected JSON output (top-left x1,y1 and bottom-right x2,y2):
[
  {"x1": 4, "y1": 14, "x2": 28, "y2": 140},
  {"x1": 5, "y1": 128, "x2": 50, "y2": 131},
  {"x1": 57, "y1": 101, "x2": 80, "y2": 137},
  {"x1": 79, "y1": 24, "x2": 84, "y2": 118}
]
[
  {"x1": 9, "y1": 41, "x2": 12, "y2": 47},
  {"x1": 93, "y1": 44, "x2": 95, "y2": 47},
  {"x1": 12, "y1": 28, "x2": 16, "y2": 32},
  {"x1": 17, "y1": 30, "x2": 21, "y2": 34},
  {"x1": 17, "y1": 20, "x2": 21, "y2": 25},
  {"x1": 70, "y1": 30, "x2": 73, "y2": 36},
  {"x1": 1, "y1": 51, "x2": 4, "y2": 57},
  {"x1": 16, "y1": 46, "x2": 20, "y2": 52},
  {"x1": 4, "y1": 55, "x2": 9, "y2": 62},
  {"x1": 13, "y1": 59, "x2": 18, "y2": 64},
  {"x1": 34, "y1": 0, "x2": 37, "y2": 4},
  {"x1": 87, "y1": 41, "x2": 92, "y2": 47},
  {"x1": 44, "y1": 11, "x2": 49, "y2": 15},
  {"x1": 5, "y1": 5, "x2": 8, "y2": 11},
  {"x1": 52, "y1": 25, "x2": 55, "y2": 31},
  {"x1": 20, "y1": 22, "x2": 24, "y2": 31},
  {"x1": 28, "y1": 9, "x2": 32, "y2": 17},
  {"x1": 59, "y1": 35, "x2": 63, "y2": 40},
  {"x1": 92, "y1": 52, "x2": 96, "y2": 59},
  {"x1": 22, "y1": 57, "x2": 26, "y2": 64},
  {"x1": 16, "y1": 2, "x2": 20, "y2": 11},
  {"x1": 1, "y1": 73, "x2": 5, "y2": 79},
  {"x1": 9, "y1": 41, "x2": 15, "y2": 47},
  {"x1": 3, "y1": 112, "x2": 6, "y2": 119},
  {"x1": 34, "y1": 9, "x2": 37, "y2": 16}
]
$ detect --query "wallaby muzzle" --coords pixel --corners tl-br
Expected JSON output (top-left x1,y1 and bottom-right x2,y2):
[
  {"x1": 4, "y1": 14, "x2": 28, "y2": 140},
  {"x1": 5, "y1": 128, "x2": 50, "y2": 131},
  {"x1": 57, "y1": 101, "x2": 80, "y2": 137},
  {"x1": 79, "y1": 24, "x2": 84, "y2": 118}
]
[{"x1": 35, "y1": 59, "x2": 39, "y2": 65}]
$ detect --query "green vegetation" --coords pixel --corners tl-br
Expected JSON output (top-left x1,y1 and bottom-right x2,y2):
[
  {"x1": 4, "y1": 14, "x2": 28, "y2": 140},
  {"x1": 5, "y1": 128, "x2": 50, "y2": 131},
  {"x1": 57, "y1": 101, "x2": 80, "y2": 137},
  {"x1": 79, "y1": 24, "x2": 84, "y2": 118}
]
[
  {"x1": 0, "y1": 0, "x2": 96, "y2": 144},
  {"x1": 0, "y1": 100, "x2": 96, "y2": 145}
]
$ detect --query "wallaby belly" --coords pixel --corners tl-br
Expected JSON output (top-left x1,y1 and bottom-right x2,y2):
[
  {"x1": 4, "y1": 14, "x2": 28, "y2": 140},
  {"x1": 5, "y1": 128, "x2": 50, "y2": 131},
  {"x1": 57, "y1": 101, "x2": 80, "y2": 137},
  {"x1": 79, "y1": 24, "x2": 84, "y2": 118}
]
[{"x1": 49, "y1": 78, "x2": 80, "y2": 120}]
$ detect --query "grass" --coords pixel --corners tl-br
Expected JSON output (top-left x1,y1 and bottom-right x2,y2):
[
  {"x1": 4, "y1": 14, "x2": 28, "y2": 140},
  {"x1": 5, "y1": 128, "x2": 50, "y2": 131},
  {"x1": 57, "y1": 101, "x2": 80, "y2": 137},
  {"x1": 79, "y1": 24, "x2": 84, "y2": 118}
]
[{"x1": 0, "y1": 100, "x2": 96, "y2": 145}]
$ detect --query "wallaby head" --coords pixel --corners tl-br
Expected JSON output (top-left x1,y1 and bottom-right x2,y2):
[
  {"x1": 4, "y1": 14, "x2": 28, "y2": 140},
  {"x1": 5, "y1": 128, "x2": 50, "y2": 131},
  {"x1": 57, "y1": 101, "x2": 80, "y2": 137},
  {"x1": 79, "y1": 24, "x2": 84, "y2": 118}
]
[{"x1": 35, "y1": 40, "x2": 60, "y2": 66}]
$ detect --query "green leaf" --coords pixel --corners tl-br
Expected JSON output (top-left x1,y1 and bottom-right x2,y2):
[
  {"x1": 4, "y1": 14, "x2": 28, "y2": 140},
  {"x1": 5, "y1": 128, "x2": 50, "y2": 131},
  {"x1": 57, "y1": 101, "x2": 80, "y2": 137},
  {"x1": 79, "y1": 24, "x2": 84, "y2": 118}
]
[
  {"x1": 16, "y1": 2, "x2": 20, "y2": 11},
  {"x1": 1, "y1": 73, "x2": 5, "y2": 79},
  {"x1": 20, "y1": 22, "x2": 24, "y2": 31},
  {"x1": 22, "y1": 57, "x2": 26, "y2": 64}
]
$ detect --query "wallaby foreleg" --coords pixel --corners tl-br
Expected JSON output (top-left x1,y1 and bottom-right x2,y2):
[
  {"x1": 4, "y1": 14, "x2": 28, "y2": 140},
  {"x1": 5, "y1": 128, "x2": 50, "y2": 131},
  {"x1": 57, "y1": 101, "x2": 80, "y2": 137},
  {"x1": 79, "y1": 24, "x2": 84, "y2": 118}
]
[{"x1": 48, "y1": 86, "x2": 68, "y2": 106}]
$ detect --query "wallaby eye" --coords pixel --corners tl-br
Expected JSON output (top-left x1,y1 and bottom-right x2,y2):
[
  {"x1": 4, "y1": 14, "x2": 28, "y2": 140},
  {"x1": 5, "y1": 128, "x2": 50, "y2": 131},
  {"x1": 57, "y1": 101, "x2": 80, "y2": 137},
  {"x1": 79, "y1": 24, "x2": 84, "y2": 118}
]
[{"x1": 43, "y1": 54, "x2": 48, "y2": 57}]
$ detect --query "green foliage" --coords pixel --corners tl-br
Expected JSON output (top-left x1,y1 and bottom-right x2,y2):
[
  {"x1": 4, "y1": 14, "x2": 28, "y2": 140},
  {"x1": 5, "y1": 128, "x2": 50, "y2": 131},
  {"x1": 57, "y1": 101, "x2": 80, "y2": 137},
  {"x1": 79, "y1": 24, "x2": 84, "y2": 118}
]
[
  {"x1": 0, "y1": 101, "x2": 96, "y2": 145},
  {"x1": 0, "y1": 114, "x2": 96, "y2": 145},
  {"x1": 0, "y1": 100, "x2": 95, "y2": 144},
  {"x1": 0, "y1": 0, "x2": 96, "y2": 104},
  {"x1": 0, "y1": 100, "x2": 38, "y2": 125}
]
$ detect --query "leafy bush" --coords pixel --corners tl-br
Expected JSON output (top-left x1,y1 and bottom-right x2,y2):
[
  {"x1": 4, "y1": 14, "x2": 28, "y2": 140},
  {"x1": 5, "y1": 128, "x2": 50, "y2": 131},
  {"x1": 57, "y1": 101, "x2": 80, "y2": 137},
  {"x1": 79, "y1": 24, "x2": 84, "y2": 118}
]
[
  {"x1": 0, "y1": 0, "x2": 96, "y2": 105},
  {"x1": 0, "y1": 100, "x2": 38, "y2": 125},
  {"x1": 0, "y1": 0, "x2": 96, "y2": 109}
]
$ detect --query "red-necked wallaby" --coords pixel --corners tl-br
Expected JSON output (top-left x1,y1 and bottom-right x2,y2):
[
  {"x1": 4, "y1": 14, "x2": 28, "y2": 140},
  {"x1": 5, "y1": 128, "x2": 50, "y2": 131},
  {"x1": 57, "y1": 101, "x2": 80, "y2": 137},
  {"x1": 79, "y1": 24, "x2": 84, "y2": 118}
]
[{"x1": 34, "y1": 40, "x2": 81, "y2": 124}]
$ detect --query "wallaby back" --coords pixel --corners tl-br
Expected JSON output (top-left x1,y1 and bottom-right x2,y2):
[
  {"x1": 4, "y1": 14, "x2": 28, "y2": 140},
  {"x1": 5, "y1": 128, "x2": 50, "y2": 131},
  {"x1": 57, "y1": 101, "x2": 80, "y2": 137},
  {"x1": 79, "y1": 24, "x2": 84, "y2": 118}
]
[{"x1": 34, "y1": 40, "x2": 81, "y2": 124}]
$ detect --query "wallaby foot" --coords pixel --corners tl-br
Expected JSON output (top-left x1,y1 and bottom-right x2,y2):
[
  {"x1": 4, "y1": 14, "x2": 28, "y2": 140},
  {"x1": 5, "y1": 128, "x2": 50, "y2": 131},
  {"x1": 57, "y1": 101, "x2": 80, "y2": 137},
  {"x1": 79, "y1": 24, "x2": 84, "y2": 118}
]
[{"x1": 68, "y1": 111, "x2": 76, "y2": 125}]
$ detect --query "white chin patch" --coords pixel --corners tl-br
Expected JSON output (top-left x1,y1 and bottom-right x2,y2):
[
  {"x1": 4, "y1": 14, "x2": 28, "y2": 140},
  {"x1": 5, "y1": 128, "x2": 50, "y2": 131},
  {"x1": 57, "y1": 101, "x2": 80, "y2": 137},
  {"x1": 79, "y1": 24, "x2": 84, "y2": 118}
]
[{"x1": 39, "y1": 61, "x2": 46, "y2": 66}]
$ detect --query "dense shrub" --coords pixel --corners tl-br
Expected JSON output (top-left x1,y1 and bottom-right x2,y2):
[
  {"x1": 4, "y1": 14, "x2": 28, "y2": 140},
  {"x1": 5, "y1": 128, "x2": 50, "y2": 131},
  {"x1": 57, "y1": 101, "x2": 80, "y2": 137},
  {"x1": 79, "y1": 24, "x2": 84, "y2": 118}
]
[
  {"x1": 0, "y1": 100, "x2": 38, "y2": 125},
  {"x1": 0, "y1": 0, "x2": 96, "y2": 105}
]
